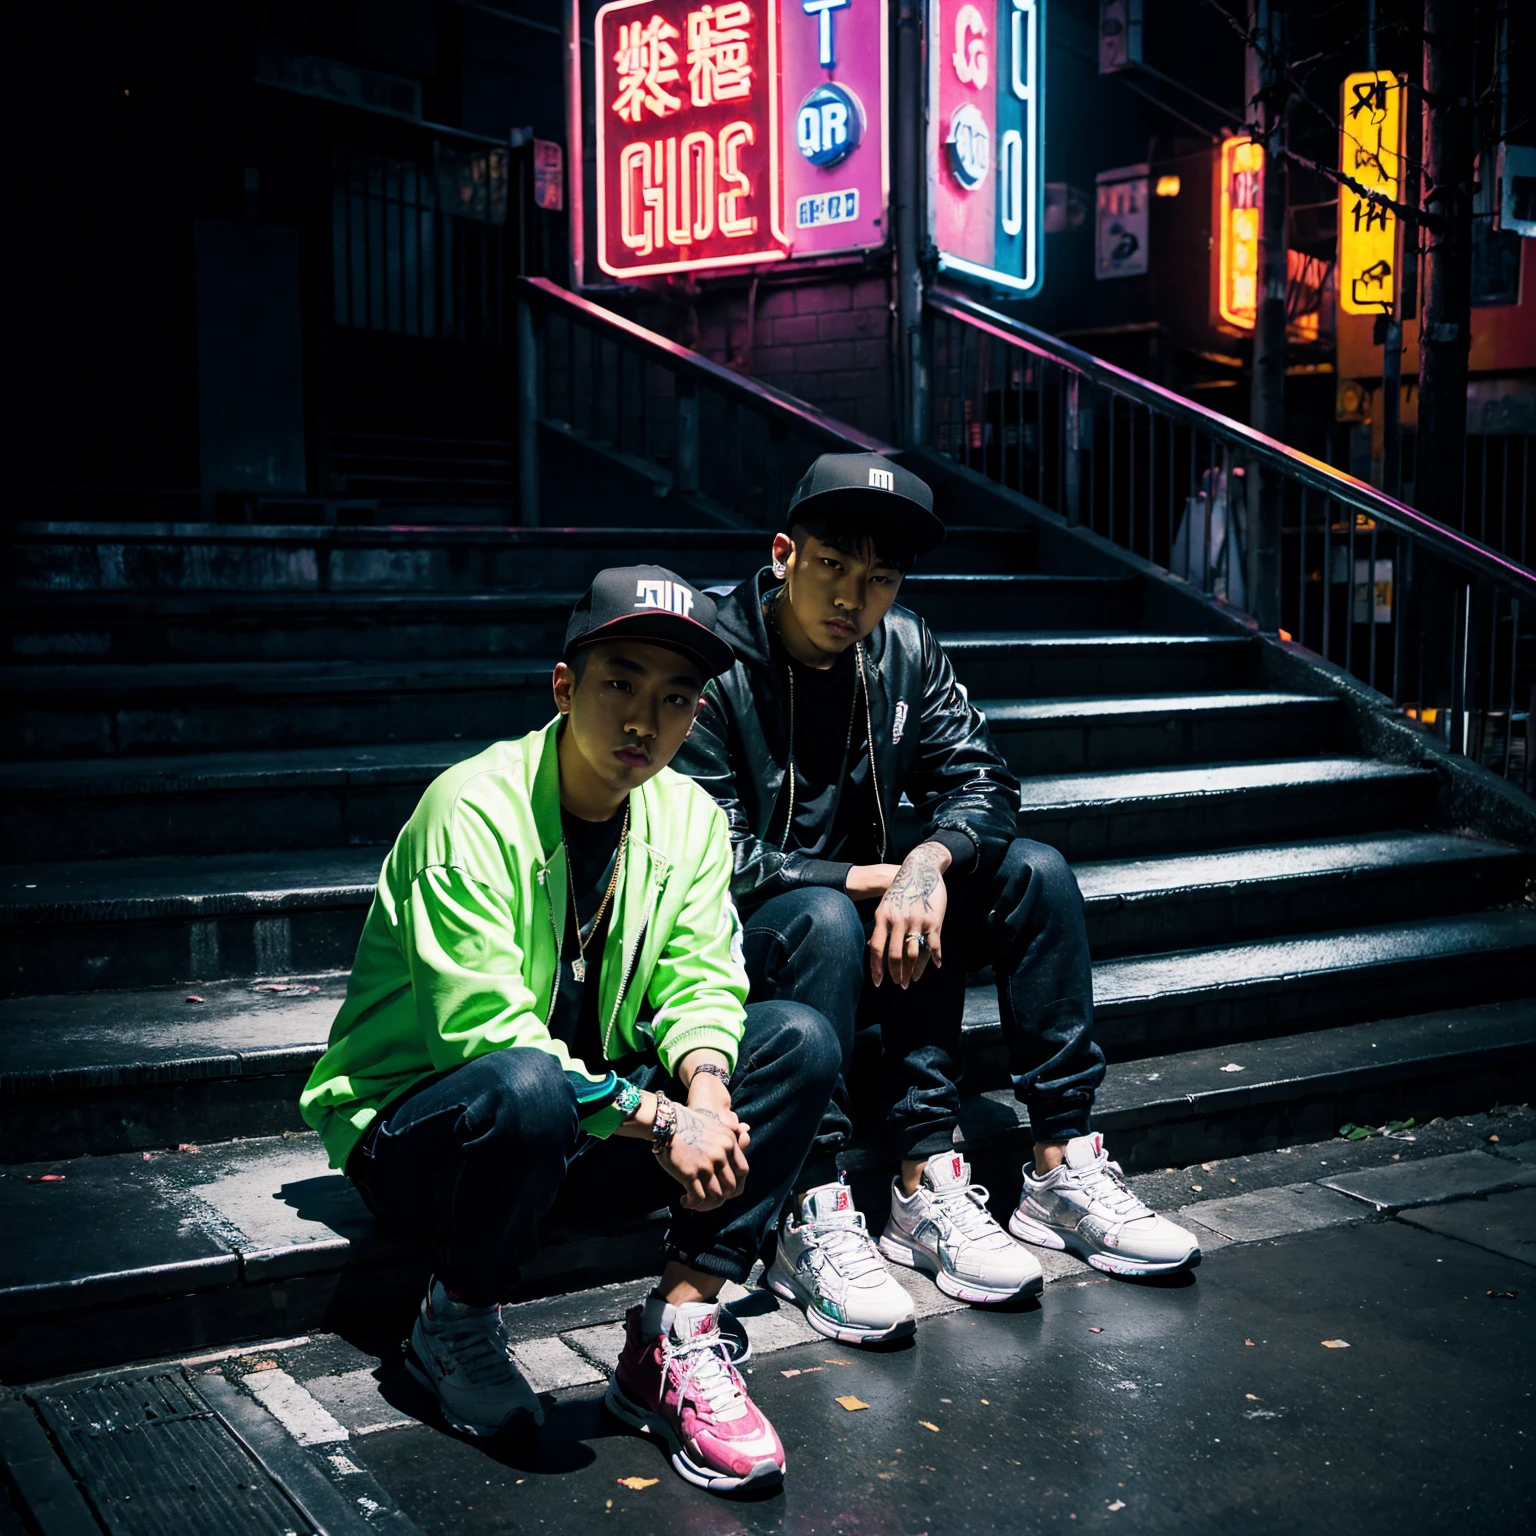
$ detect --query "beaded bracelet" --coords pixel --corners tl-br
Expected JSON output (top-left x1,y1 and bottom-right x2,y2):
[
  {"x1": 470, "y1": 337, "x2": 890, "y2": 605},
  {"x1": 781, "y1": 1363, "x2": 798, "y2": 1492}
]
[
  {"x1": 689, "y1": 1063, "x2": 732, "y2": 1090},
  {"x1": 651, "y1": 1093, "x2": 678, "y2": 1156}
]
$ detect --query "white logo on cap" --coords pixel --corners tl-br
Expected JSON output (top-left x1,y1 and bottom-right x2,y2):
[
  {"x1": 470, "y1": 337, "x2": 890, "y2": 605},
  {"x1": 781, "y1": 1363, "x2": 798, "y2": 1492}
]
[
  {"x1": 868, "y1": 467, "x2": 895, "y2": 491},
  {"x1": 635, "y1": 578, "x2": 695, "y2": 617}
]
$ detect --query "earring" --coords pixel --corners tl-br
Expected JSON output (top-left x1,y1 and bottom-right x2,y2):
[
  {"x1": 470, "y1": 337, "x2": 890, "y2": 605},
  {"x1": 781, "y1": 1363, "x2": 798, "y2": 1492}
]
[{"x1": 773, "y1": 563, "x2": 787, "y2": 578}]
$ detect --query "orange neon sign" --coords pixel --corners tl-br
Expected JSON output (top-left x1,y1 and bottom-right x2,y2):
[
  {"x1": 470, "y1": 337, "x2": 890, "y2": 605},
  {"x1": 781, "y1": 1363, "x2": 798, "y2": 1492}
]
[
  {"x1": 596, "y1": 0, "x2": 787, "y2": 277},
  {"x1": 1217, "y1": 135, "x2": 1263, "y2": 328}
]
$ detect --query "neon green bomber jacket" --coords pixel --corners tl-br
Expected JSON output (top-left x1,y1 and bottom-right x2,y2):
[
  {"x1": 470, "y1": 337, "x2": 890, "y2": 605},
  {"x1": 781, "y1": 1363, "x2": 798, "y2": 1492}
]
[{"x1": 299, "y1": 718, "x2": 749, "y2": 1170}]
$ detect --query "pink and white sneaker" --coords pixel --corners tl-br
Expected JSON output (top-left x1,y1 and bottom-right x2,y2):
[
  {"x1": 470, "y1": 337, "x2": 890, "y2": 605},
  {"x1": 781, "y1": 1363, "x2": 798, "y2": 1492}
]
[{"x1": 604, "y1": 1300, "x2": 785, "y2": 1492}]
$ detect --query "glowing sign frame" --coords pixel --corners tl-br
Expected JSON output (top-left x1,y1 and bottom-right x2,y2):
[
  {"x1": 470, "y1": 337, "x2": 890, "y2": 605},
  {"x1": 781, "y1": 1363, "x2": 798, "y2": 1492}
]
[
  {"x1": 594, "y1": 0, "x2": 789, "y2": 279},
  {"x1": 1338, "y1": 69, "x2": 1405, "y2": 316},
  {"x1": 928, "y1": 0, "x2": 1046, "y2": 297},
  {"x1": 1216, "y1": 135, "x2": 1263, "y2": 329}
]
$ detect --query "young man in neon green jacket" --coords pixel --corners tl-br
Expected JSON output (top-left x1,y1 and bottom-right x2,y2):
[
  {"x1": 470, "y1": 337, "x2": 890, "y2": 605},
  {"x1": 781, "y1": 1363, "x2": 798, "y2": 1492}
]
[{"x1": 301, "y1": 567, "x2": 839, "y2": 1494}]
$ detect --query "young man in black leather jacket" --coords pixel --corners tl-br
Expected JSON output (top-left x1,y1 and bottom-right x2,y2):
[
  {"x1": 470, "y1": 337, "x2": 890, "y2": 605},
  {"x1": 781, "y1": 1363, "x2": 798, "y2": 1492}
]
[{"x1": 672, "y1": 452, "x2": 1199, "y2": 1343}]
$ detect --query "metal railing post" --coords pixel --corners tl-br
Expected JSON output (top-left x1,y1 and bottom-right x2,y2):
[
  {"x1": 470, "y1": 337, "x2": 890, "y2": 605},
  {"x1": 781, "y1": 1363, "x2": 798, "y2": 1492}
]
[
  {"x1": 516, "y1": 294, "x2": 541, "y2": 526},
  {"x1": 675, "y1": 379, "x2": 700, "y2": 496},
  {"x1": 1065, "y1": 374, "x2": 1082, "y2": 527}
]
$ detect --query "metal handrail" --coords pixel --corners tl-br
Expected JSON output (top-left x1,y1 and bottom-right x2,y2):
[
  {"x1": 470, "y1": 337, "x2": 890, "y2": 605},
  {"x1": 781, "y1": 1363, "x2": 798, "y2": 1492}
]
[
  {"x1": 518, "y1": 278, "x2": 886, "y2": 452},
  {"x1": 929, "y1": 286, "x2": 1535, "y2": 599}
]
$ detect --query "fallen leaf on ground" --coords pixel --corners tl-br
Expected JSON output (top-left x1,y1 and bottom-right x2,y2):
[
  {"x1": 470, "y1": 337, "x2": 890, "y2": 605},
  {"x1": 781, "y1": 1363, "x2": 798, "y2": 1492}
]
[
  {"x1": 1089, "y1": 1326, "x2": 1104, "y2": 1333},
  {"x1": 919, "y1": 1420, "x2": 941, "y2": 1433},
  {"x1": 781, "y1": 1367, "x2": 826, "y2": 1378},
  {"x1": 1229, "y1": 1177, "x2": 1237, "y2": 1183},
  {"x1": 1245, "y1": 1394, "x2": 1259, "y2": 1401},
  {"x1": 1201, "y1": 1162, "x2": 1216, "y2": 1171},
  {"x1": 616, "y1": 1476, "x2": 658, "y2": 1490},
  {"x1": 1108, "y1": 1501, "x2": 1126, "y2": 1512},
  {"x1": 825, "y1": 1358, "x2": 853, "y2": 1365},
  {"x1": 1488, "y1": 1134, "x2": 1500, "y2": 1143},
  {"x1": 185, "y1": 995, "x2": 204, "y2": 1004},
  {"x1": 1244, "y1": 1339, "x2": 1255, "y2": 1346},
  {"x1": 245, "y1": 1359, "x2": 276, "y2": 1371},
  {"x1": 1487, "y1": 1290, "x2": 1517, "y2": 1299},
  {"x1": 26, "y1": 1174, "x2": 66, "y2": 1182},
  {"x1": 980, "y1": 1398, "x2": 990, "y2": 1405},
  {"x1": 177, "y1": 1143, "x2": 201, "y2": 1153},
  {"x1": 835, "y1": 1396, "x2": 869, "y2": 1412},
  {"x1": 1190, "y1": 1185, "x2": 1203, "y2": 1192},
  {"x1": 1321, "y1": 1339, "x2": 1350, "y2": 1349},
  {"x1": 1219, "y1": 1064, "x2": 1244, "y2": 1073}
]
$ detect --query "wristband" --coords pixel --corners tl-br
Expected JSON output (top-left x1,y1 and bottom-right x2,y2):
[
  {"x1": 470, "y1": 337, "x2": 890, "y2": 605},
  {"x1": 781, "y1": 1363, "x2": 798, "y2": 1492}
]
[
  {"x1": 689, "y1": 1063, "x2": 731, "y2": 1091},
  {"x1": 651, "y1": 1093, "x2": 678, "y2": 1156},
  {"x1": 611, "y1": 1081, "x2": 643, "y2": 1119}
]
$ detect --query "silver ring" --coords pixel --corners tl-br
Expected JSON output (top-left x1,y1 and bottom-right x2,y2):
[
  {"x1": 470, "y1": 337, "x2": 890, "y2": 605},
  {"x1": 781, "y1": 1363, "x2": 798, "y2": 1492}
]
[{"x1": 915, "y1": 933, "x2": 928, "y2": 949}]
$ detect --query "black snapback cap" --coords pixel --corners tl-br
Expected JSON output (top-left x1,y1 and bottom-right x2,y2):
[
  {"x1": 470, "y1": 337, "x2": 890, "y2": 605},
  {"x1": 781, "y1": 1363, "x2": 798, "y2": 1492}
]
[
  {"x1": 563, "y1": 565, "x2": 735, "y2": 679},
  {"x1": 786, "y1": 452, "x2": 945, "y2": 555}
]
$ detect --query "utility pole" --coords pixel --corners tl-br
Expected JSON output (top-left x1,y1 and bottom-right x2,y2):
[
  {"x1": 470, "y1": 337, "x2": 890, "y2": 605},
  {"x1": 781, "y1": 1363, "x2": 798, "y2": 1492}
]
[
  {"x1": 1373, "y1": 0, "x2": 1406, "y2": 499},
  {"x1": 1247, "y1": 0, "x2": 1287, "y2": 631},
  {"x1": 893, "y1": 0, "x2": 927, "y2": 448},
  {"x1": 1417, "y1": 0, "x2": 1474, "y2": 529}
]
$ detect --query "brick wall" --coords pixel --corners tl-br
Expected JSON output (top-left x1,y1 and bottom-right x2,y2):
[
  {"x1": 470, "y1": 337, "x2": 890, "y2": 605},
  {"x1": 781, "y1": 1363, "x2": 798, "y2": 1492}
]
[{"x1": 630, "y1": 263, "x2": 899, "y2": 444}]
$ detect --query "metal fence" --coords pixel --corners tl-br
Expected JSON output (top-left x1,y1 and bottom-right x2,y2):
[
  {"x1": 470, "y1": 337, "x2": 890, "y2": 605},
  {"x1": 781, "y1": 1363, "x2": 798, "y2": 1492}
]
[
  {"x1": 514, "y1": 277, "x2": 880, "y2": 529},
  {"x1": 927, "y1": 286, "x2": 1536, "y2": 789}
]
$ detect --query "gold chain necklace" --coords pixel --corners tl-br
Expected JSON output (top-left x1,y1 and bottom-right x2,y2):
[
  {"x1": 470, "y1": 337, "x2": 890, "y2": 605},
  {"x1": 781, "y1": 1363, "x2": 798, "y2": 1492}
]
[{"x1": 568, "y1": 804, "x2": 629, "y2": 983}]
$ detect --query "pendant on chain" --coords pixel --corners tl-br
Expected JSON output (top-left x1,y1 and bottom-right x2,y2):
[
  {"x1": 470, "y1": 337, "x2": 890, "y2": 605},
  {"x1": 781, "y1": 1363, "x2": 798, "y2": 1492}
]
[{"x1": 571, "y1": 957, "x2": 586, "y2": 983}]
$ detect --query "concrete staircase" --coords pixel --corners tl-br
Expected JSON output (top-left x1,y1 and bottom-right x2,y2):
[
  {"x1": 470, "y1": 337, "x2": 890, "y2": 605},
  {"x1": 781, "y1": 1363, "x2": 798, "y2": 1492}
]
[{"x1": 3, "y1": 485, "x2": 1533, "y2": 1381}]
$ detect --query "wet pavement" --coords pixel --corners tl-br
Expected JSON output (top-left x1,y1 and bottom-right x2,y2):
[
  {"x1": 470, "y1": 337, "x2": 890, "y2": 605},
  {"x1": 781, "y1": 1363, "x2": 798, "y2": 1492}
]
[{"x1": 346, "y1": 1210, "x2": 1531, "y2": 1535}]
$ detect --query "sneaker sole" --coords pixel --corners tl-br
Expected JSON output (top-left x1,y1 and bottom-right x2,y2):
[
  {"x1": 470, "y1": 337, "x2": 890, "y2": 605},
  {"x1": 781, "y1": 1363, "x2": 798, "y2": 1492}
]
[
  {"x1": 403, "y1": 1346, "x2": 545, "y2": 1436},
  {"x1": 1007, "y1": 1210, "x2": 1202, "y2": 1277},
  {"x1": 762, "y1": 1270, "x2": 917, "y2": 1345},
  {"x1": 877, "y1": 1231, "x2": 1042, "y2": 1304},
  {"x1": 603, "y1": 1378, "x2": 784, "y2": 1492}
]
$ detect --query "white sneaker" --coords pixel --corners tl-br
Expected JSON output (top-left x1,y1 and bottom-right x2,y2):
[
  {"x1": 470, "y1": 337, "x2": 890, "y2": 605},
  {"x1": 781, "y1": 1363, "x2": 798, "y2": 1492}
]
[
  {"x1": 1009, "y1": 1133, "x2": 1201, "y2": 1277},
  {"x1": 404, "y1": 1277, "x2": 545, "y2": 1436},
  {"x1": 879, "y1": 1152, "x2": 1042, "y2": 1304},
  {"x1": 764, "y1": 1180, "x2": 917, "y2": 1344}
]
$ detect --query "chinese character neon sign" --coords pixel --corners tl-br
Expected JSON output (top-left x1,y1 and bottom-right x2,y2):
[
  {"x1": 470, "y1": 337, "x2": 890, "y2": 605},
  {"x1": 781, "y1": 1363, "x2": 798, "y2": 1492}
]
[
  {"x1": 1217, "y1": 135, "x2": 1262, "y2": 327},
  {"x1": 929, "y1": 0, "x2": 1045, "y2": 296},
  {"x1": 1338, "y1": 69, "x2": 1404, "y2": 315},
  {"x1": 596, "y1": 0, "x2": 786, "y2": 277},
  {"x1": 1217, "y1": 134, "x2": 1327, "y2": 339}
]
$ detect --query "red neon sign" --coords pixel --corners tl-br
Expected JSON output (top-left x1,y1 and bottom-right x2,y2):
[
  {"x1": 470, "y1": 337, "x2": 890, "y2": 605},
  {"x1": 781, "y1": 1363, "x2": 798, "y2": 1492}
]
[{"x1": 596, "y1": 0, "x2": 787, "y2": 278}]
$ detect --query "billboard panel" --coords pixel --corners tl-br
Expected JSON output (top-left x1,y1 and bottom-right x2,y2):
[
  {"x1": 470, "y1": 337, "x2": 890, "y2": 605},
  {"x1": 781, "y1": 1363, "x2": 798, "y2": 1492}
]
[
  {"x1": 928, "y1": 0, "x2": 1045, "y2": 296},
  {"x1": 595, "y1": 0, "x2": 788, "y2": 278},
  {"x1": 780, "y1": 0, "x2": 889, "y2": 255},
  {"x1": 1338, "y1": 70, "x2": 1405, "y2": 315}
]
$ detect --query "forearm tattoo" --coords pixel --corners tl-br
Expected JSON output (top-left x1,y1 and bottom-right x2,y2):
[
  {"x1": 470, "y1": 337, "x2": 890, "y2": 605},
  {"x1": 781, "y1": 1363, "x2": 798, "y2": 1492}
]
[{"x1": 884, "y1": 844, "x2": 944, "y2": 914}]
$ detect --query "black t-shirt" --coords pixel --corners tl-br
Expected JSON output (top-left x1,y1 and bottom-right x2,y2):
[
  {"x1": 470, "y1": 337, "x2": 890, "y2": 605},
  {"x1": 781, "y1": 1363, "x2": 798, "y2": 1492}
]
[
  {"x1": 548, "y1": 804, "x2": 626, "y2": 1072},
  {"x1": 771, "y1": 628, "x2": 881, "y2": 877}
]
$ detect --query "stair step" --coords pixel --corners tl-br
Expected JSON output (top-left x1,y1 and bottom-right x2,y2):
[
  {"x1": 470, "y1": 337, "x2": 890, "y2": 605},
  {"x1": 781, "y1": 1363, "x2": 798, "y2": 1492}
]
[
  {"x1": 1074, "y1": 830, "x2": 1530, "y2": 955},
  {"x1": 5, "y1": 522, "x2": 1035, "y2": 594},
  {"x1": 964, "y1": 911, "x2": 1536, "y2": 1059},
  {"x1": 982, "y1": 692, "x2": 1350, "y2": 773},
  {"x1": 1016, "y1": 757, "x2": 1438, "y2": 855},
  {"x1": 935, "y1": 631, "x2": 1257, "y2": 695},
  {"x1": 0, "y1": 849, "x2": 379, "y2": 997},
  {"x1": 0, "y1": 741, "x2": 481, "y2": 861},
  {"x1": 0, "y1": 657, "x2": 551, "y2": 759},
  {"x1": 4, "y1": 590, "x2": 586, "y2": 667},
  {"x1": 3, "y1": 1000, "x2": 1530, "y2": 1381},
  {"x1": 904, "y1": 575, "x2": 1145, "y2": 633},
  {"x1": 6, "y1": 840, "x2": 1527, "y2": 1138}
]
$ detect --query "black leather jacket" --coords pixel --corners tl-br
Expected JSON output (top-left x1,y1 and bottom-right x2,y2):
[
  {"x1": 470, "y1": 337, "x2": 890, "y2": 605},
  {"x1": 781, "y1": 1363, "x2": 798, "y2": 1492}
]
[{"x1": 672, "y1": 569, "x2": 1020, "y2": 911}]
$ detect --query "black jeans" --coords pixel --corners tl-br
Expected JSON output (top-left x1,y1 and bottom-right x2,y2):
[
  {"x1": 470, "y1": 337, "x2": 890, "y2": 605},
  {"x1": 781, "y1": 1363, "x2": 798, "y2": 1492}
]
[
  {"x1": 349, "y1": 1000, "x2": 840, "y2": 1306},
  {"x1": 742, "y1": 838, "x2": 1104, "y2": 1166}
]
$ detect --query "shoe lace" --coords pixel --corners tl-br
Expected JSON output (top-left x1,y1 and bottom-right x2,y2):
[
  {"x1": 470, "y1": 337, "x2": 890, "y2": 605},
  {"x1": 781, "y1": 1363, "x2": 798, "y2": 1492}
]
[
  {"x1": 1074, "y1": 1158, "x2": 1152, "y2": 1222},
  {"x1": 666, "y1": 1333, "x2": 749, "y2": 1423},
  {"x1": 932, "y1": 1184, "x2": 1014, "y2": 1249},
  {"x1": 439, "y1": 1309, "x2": 520, "y2": 1387},
  {"x1": 810, "y1": 1213, "x2": 888, "y2": 1282}
]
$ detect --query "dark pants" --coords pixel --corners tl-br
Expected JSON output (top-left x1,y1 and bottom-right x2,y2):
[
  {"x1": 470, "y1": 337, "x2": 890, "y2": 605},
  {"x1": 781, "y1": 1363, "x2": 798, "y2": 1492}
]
[
  {"x1": 349, "y1": 1001, "x2": 840, "y2": 1307},
  {"x1": 742, "y1": 838, "x2": 1104, "y2": 1169}
]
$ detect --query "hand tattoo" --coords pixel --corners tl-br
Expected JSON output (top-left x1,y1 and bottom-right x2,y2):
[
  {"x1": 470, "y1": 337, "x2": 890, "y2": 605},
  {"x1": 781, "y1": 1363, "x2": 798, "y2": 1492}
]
[
  {"x1": 884, "y1": 845, "x2": 944, "y2": 913},
  {"x1": 672, "y1": 1106, "x2": 713, "y2": 1150}
]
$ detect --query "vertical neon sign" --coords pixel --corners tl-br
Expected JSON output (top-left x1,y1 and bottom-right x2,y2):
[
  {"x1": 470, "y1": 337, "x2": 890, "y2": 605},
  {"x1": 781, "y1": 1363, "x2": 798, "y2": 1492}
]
[
  {"x1": 929, "y1": 0, "x2": 1045, "y2": 295},
  {"x1": 779, "y1": 0, "x2": 889, "y2": 255},
  {"x1": 595, "y1": 0, "x2": 788, "y2": 278}
]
